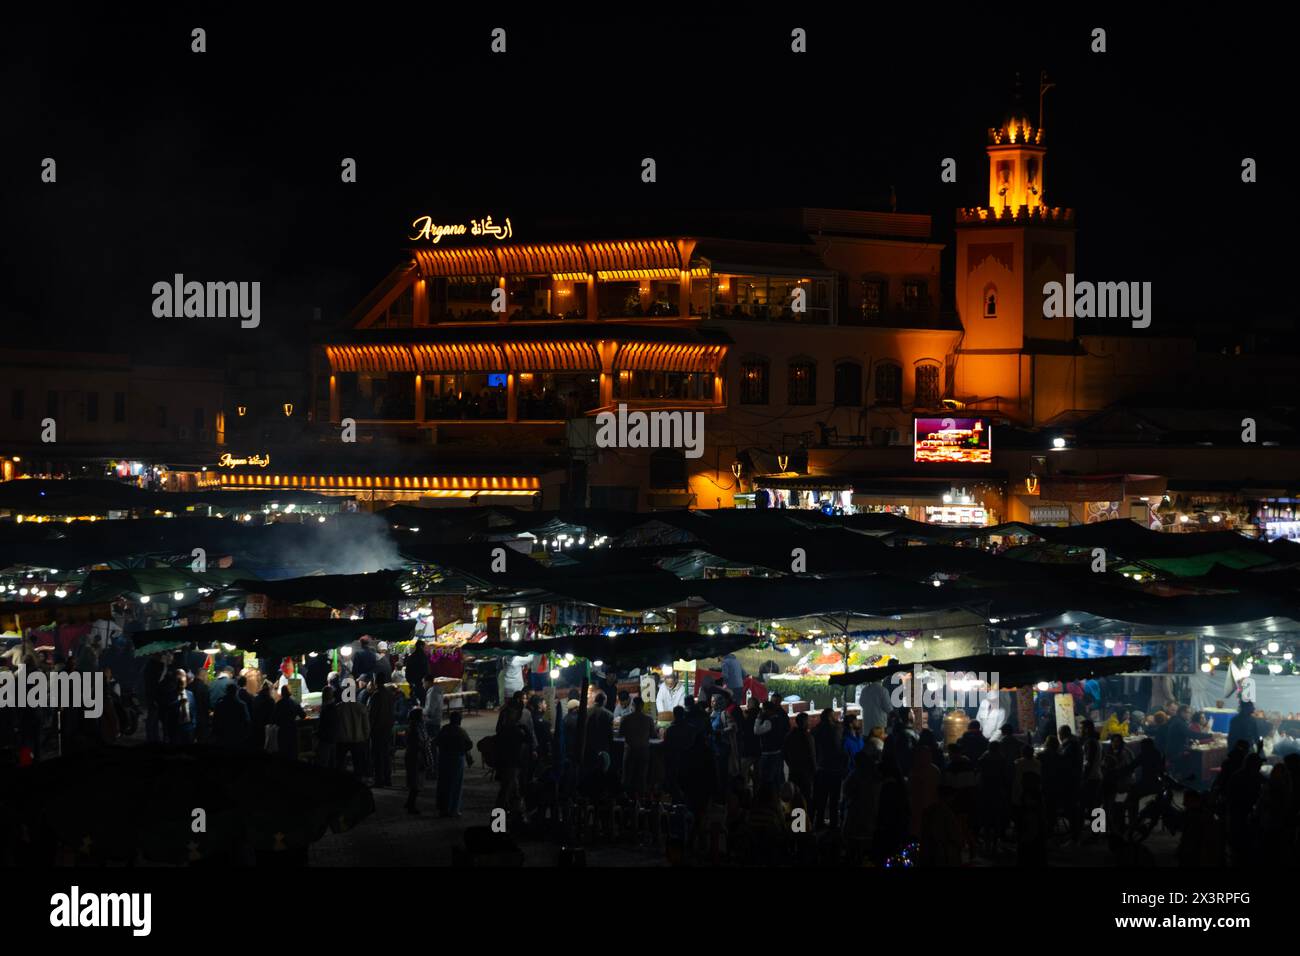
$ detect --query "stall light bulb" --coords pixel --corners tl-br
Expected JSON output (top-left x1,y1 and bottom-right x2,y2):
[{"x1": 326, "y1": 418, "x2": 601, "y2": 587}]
[
  {"x1": 1210, "y1": 656, "x2": 1220, "y2": 666},
  {"x1": 1066, "y1": 640, "x2": 1078, "y2": 651},
  {"x1": 1201, "y1": 662, "x2": 1212, "y2": 673},
  {"x1": 54, "y1": 588, "x2": 67, "y2": 598},
  {"x1": 18, "y1": 588, "x2": 28, "y2": 596},
  {"x1": 1103, "y1": 638, "x2": 1116, "y2": 649},
  {"x1": 1204, "y1": 643, "x2": 1215, "y2": 654},
  {"x1": 1025, "y1": 634, "x2": 1039, "y2": 648},
  {"x1": 1286, "y1": 653, "x2": 1294, "y2": 661},
  {"x1": 174, "y1": 591, "x2": 185, "y2": 601},
  {"x1": 720, "y1": 625, "x2": 730, "y2": 634},
  {"x1": 1268, "y1": 641, "x2": 1280, "y2": 653},
  {"x1": 511, "y1": 632, "x2": 520, "y2": 641},
  {"x1": 903, "y1": 639, "x2": 914, "y2": 649},
  {"x1": 550, "y1": 668, "x2": 560, "y2": 679},
  {"x1": 1036, "y1": 681, "x2": 1050, "y2": 691},
  {"x1": 592, "y1": 660, "x2": 603, "y2": 668},
  {"x1": 139, "y1": 595, "x2": 151, "y2": 604},
  {"x1": 1232, "y1": 647, "x2": 1242, "y2": 655},
  {"x1": 340, "y1": 645, "x2": 352, "y2": 657}
]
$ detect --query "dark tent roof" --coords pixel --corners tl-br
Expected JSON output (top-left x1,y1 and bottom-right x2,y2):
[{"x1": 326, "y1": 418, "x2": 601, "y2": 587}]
[
  {"x1": 829, "y1": 653, "x2": 1152, "y2": 688},
  {"x1": 228, "y1": 570, "x2": 404, "y2": 607},
  {"x1": 130, "y1": 618, "x2": 415, "y2": 658}
]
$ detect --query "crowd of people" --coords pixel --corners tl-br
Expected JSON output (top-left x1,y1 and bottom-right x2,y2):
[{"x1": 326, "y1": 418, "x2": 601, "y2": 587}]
[{"x1": 9, "y1": 630, "x2": 1300, "y2": 867}]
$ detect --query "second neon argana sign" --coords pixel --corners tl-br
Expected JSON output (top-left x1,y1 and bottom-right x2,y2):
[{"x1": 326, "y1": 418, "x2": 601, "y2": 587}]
[{"x1": 913, "y1": 417, "x2": 992, "y2": 464}]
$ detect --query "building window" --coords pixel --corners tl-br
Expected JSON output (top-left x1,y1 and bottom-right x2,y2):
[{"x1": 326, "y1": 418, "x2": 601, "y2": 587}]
[
  {"x1": 861, "y1": 278, "x2": 887, "y2": 319},
  {"x1": 11, "y1": 389, "x2": 23, "y2": 421},
  {"x1": 903, "y1": 280, "x2": 928, "y2": 311},
  {"x1": 914, "y1": 364, "x2": 940, "y2": 407},
  {"x1": 86, "y1": 392, "x2": 99, "y2": 423},
  {"x1": 113, "y1": 392, "x2": 126, "y2": 423},
  {"x1": 649, "y1": 449, "x2": 687, "y2": 489},
  {"x1": 874, "y1": 363, "x2": 902, "y2": 406},
  {"x1": 47, "y1": 391, "x2": 58, "y2": 419},
  {"x1": 739, "y1": 361, "x2": 769, "y2": 404},
  {"x1": 833, "y1": 362, "x2": 862, "y2": 407},
  {"x1": 787, "y1": 360, "x2": 816, "y2": 405},
  {"x1": 194, "y1": 407, "x2": 205, "y2": 431},
  {"x1": 615, "y1": 370, "x2": 712, "y2": 403},
  {"x1": 158, "y1": 405, "x2": 167, "y2": 429},
  {"x1": 983, "y1": 284, "x2": 998, "y2": 317}
]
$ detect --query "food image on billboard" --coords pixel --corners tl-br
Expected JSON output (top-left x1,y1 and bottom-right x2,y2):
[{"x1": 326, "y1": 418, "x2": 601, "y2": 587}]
[{"x1": 913, "y1": 417, "x2": 991, "y2": 464}]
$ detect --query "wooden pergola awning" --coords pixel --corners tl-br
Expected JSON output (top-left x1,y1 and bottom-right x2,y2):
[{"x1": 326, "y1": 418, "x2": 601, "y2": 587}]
[
  {"x1": 219, "y1": 473, "x2": 541, "y2": 492},
  {"x1": 615, "y1": 341, "x2": 726, "y2": 373},
  {"x1": 412, "y1": 343, "x2": 501, "y2": 372},
  {"x1": 323, "y1": 324, "x2": 730, "y2": 375},
  {"x1": 325, "y1": 345, "x2": 417, "y2": 372},
  {"x1": 411, "y1": 238, "x2": 693, "y2": 279},
  {"x1": 412, "y1": 247, "x2": 499, "y2": 279},
  {"x1": 503, "y1": 341, "x2": 599, "y2": 371},
  {"x1": 496, "y1": 243, "x2": 587, "y2": 276}
]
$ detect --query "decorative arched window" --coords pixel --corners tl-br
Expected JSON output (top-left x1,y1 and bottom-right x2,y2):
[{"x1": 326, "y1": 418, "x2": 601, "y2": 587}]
[
  {"x1": 833, "y1": 361, "x2": 863, "y2": 407},
  {"x1": 787, "y1": 358, "x2": 816, "y2": 405},
  {"x1": 914, "y1": 362, "x2": 941, "y2": 408},
  {"x1": 983, "y1": 283, "x2": 998, "y2": 318},
  {"x1": 874, "y1": 361, "x2": 902, "y2": 406}
]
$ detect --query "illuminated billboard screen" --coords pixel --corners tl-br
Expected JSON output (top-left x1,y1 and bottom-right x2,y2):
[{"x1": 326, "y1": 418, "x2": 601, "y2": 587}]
[{"x1": 913, "y1": 417, "x2": 992, "y2": 464}]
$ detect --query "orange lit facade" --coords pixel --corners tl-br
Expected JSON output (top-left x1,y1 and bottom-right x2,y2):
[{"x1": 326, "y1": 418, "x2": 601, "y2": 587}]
[{"x1": 292, "y1": 104, "x2": 1292, "y2": 516}]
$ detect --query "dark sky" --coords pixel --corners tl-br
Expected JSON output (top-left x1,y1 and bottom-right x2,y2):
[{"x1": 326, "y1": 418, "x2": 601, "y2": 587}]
[{"x1": 1, "y1": 11, "x2": 1290, "y2": 365}]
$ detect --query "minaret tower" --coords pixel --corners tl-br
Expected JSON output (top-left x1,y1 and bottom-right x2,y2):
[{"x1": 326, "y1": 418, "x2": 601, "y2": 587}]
[{"x1": 951, "y1": 73, "x2": 1077, "y2": 425}]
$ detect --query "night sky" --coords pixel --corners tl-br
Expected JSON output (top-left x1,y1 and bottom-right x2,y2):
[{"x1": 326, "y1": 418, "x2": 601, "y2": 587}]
[{"x1": 2, "y1": 12, "x2": 1290, "y2": 366}]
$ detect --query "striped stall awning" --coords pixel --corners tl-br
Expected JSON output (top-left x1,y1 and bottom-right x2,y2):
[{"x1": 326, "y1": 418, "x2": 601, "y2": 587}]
[
  {"x1": 325, "y1": 345, "x2": 417, "y2": 372},
  {"x1": 411, "y1": 343, "x2": 503, "y2": 371},
  {"x1": 495, "y1": 243, "x2": 587, "y2": 276},
  {"x1": 502, "y1": 341, "x2": 599, "y2": 371},
  {"x1": 616, "y1": 341, "x2": 726, "y2": 373},
  {"x1": 413, "y1": 247, "x2": 500, "y2": 278}
]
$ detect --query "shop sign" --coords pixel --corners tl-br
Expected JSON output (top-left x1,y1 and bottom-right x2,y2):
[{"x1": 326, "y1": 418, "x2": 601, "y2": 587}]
[
  {"x1": 1030, "y1": 505, "x2": 1070, "y2": 524},
  {"x1": 914, "y1": 417, "x2": 992, "y2": 464},
  {"x1": 925, "y1": 505, "x2": 987, "y2": 525},
  {"x1": 409, "y1": 214, "x2": 513, "y2": 243},
  {"x1": 218, "y1": 453, "x2": 270, "y2": 469}
]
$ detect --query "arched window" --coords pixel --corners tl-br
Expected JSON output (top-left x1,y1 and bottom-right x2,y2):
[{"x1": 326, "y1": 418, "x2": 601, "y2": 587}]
[
  {"x1": 833, "y1": 361, "x2": 863, "y2": 407},
  {"x1": 983, "y1": 283, "x2": 998, "y2": 317},
  {"x1": 787, "y1": 359, "x2": 816, "y2": 405},
  {"x1": 914, "y1": 363, "x2": 941, "y2": 408},
  {"x1": 874, "y1": 362, "x2": 902, "y2": 406}
]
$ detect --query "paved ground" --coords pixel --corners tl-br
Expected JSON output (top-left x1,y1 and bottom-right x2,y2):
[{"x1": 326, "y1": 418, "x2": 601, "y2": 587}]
[
  {"x1": 309, "y1": 711, "x2": 667, "y2": 867},
  {"x1": 307, "y1": 710, "x2": 1181, "y2": 867}
]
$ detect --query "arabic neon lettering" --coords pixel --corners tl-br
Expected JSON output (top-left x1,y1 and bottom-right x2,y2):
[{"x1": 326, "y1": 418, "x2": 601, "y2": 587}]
[
  {"x1": 409, "y1": 215, "x2": 512, "y2": 243},
  {"x1": 218, "y1": 453, "x2": 271, "y2": 469}
]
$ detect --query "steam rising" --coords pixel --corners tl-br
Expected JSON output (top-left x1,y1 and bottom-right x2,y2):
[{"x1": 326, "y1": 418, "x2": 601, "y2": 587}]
[{"x1": 260, "y1": 512, "x2": 405, "y2": 578}]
